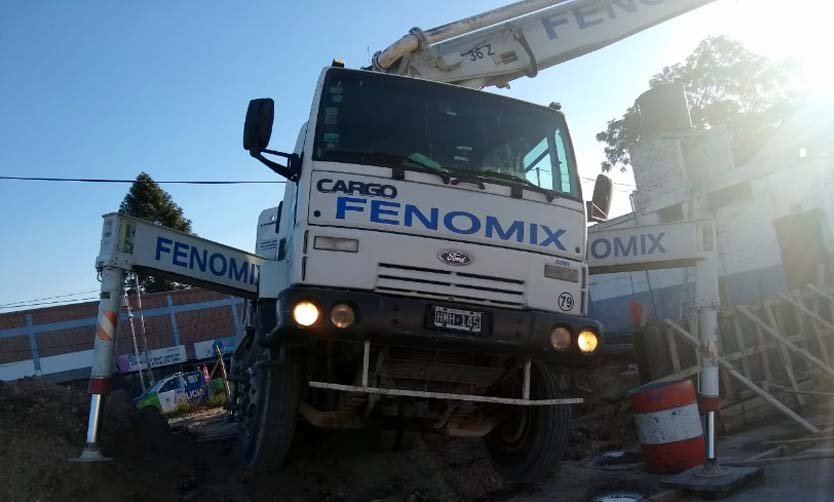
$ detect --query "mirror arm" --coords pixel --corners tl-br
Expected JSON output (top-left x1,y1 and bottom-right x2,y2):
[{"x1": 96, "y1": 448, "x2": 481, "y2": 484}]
[{"x1": 250, "y1": 150, "x2": 300, "y2": 182}]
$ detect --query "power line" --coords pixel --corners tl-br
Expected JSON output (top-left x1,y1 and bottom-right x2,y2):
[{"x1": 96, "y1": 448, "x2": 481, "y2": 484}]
[
  {"x1": 0, "y1": 289, "x2": 99, "y2": 308},
  {"x1": 0, "y1": 176, "x2": 287, "y2": 185},
  {"x1": 0, "y1": 297, "x2": 99, "y2": 311}
]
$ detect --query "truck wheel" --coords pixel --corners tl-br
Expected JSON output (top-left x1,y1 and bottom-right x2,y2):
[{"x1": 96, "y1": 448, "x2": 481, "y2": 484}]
[
  {"x1": 484, "y1": 362, "x2": 572, "y2": 484},
  {"x1": 238, "y1": 348, "x2": 302, "y2": 472}
]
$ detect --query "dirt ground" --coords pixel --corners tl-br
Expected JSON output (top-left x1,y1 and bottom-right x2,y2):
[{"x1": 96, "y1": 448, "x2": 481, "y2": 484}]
[{"x1": 0, "y1": 360, "x2": 643, "y2": 502}]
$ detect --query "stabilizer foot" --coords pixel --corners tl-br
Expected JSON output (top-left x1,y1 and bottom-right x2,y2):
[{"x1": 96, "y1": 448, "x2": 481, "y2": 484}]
[
  {"x1": 662, "y1": 462, "x2": 764, "y2": 499},
  {"x1": 70, "y1": 445, "x2": 113, "y2": 463}
]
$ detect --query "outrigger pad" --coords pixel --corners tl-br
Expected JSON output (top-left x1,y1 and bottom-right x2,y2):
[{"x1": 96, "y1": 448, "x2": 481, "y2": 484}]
[
  {"x1": 69, "y1": 446, "x2": 113, "y2": 463},
  {"x1": 662, "y1": 464, "x2": 764, "y2": 500}
]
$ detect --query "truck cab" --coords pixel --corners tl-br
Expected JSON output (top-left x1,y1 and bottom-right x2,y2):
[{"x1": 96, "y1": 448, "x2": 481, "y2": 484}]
[{"x1": 234, "y1": 67, "x2": 608, "y2": 482}]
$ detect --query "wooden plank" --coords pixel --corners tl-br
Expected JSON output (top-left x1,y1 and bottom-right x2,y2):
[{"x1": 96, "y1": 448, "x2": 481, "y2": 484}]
[
  {"x1": 807, "y1": 283, "x2": 834, "y2": 303},
  {"x1": 762, "y1": 302, "x2": 806, "y2": 407},
  {"x1": 737, "y1": 305, "x2": 834, "y2": 378},
  {"x1": 732, "y1": 312, "x2": 753, "y2": 380},
  {"x1": 664, "y1": 319, "x2": 820, "y2": 434},
  {"x1": 787, "y1": 291, "x2": 833, "y2": 364},
  {"x1": 753, "y1": 315, "x2": 775, "y2": 385},
  {"x1": 665, "y1": 324, "x2": 682, "y2": 373}
]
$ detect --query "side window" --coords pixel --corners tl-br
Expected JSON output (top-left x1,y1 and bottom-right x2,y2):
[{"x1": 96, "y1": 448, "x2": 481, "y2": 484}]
[
  {"x1": 160, "y1": 379, "x2": 178, "y2": 393},
  {"x1": 553, "y1": 129, "x2": 573, "y2": 195},
  {"x1": 523, "y1": 138, "x2": 554, "y2": 189}
]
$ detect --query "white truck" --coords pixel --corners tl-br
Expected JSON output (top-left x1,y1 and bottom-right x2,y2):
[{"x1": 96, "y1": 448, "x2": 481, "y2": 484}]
[{"x1": 76, "y1": 0, "x2": 716, "y2": 482}]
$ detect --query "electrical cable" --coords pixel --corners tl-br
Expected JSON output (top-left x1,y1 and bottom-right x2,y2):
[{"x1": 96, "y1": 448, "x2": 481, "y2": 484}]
[
  {"x1": 0, "y1": 175, "x2": 286, "y2": 184},
  {"x1": 0, "y1": 289, "x2": 99, "y2": 308}
]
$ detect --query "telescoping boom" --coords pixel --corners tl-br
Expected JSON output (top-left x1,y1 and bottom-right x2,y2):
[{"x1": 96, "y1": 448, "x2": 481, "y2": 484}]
[{"x1": 373, "y1": 0, "x2": 716, "y2": 89}]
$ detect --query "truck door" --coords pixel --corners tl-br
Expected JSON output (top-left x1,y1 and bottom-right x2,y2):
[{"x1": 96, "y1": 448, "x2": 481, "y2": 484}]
[
  {"x1": 182, "y1": 372, "x2": 206, "y2": 405},
  {"x1": 157, "y1": 377, "x2": 181, "y2": 413}
]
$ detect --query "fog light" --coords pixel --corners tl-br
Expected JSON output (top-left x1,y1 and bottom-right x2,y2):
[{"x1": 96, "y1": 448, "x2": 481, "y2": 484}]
[
  {"x1": 550, "y1": 326, "x2": 572, "y2": 351},
  {"x1": 330, "y1": 303, "x2": 356, "y2": 328},
  {"x1": 292, "y1": 301, "x2": 320, "y2": 327},
  {"x1": 577, "y1": 330, "x2": 599, "y2": 354}
]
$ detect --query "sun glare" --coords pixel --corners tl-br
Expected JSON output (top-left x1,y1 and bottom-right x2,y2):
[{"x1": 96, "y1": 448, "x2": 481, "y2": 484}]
[{"x1": 717, "y1": 0, "x2": 834, "y2": 94}]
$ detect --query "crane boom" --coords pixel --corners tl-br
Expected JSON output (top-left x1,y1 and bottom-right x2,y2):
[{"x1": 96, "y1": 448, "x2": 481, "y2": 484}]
[{"x1": 374, "y1": 0, "x2": 716, "y2": 89}]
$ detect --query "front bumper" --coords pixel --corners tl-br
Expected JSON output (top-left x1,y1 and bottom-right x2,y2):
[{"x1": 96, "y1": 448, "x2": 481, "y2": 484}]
[{"x1": 271, "y1": 287, "x2": 602, "y2": 362}]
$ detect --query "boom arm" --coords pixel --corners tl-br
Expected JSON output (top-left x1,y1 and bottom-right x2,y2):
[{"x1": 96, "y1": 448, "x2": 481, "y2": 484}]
[
  {"x1": 374, "y1": 0, "x2": 716, "y2": 89},
  {"x1": 73, "y1": 213, "x2": 264, "y2": 461}
]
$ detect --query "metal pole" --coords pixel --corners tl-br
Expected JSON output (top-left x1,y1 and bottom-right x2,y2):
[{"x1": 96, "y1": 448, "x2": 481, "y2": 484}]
[
  {"x1": 123, "y1": 291, "x2": 145, "y2": 392},
  {"x1": 72, "y1": 266, "x2": 125, "y2": 462},
  {"x1": 133, "y1": 274, "x2": 154, "y2": 385},
  {"x1": 694, "y1": 224, "x2": 722, "y2": 474}
]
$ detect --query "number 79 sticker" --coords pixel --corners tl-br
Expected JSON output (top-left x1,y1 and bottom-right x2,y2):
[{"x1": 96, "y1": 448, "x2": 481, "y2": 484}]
[{"x1": 558, "y1": 292, "x2": 574, "y2": 311}]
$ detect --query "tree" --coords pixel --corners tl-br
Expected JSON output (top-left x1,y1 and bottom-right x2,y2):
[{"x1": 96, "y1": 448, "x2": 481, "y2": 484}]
[
  {"x1": 596, "y1": 36, "x2": 798, "y2": 172},
  {"x1": 119, "y1": 172, "x2": 193, "y2": 293}
]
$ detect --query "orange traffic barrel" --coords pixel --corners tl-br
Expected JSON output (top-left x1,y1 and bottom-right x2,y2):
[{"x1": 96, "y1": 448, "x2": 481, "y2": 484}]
[{"x1": 630, "y1": 379, "x2": 705, "y2": 473}]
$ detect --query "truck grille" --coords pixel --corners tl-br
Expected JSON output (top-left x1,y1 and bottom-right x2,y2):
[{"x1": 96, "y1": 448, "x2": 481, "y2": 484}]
[{"x1": 375, "y1": 263, "x2": 525, "y2": 308}]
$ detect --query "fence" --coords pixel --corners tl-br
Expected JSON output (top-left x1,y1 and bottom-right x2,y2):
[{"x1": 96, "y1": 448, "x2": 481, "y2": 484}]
[{"x1": 638, "y1": 283, "x2": 834, "y2": 434}]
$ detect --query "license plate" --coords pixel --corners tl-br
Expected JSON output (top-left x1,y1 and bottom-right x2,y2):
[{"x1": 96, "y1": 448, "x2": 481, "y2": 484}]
[{"x1": 430, "y1": 306, "x2": 483, "y2": 334}]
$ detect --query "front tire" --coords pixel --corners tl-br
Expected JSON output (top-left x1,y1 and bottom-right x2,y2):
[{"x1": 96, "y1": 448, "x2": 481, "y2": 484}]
[
  {"x1": 238, "y1": 348, "x2": 302, "y2": 472},
  {"x1": 484, "y1": 362, "x2": 572, "y2": 484}
]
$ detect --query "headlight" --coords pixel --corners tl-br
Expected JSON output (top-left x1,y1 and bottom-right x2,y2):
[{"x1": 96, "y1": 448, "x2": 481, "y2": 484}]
[
  {"x1": 330, "y1": 303, "x2": 356, "y2": 328},
  {"x1": 314, "y1": 236, "x2": 359, "y2": 253},
  {"x1": 292, "y1": 301, "x2": 320, "y2": 327},
  {"x1": 550, "y1": 326, "x2": 572, "y2": 351},
  {"x1": 577, "y1": 330, "x2": 599, "y2": 354}
]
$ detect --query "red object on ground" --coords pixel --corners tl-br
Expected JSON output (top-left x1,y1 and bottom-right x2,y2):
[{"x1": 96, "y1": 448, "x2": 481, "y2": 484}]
[{"x1": 630, "y1": 379, "x2": 705, "y2": 474}]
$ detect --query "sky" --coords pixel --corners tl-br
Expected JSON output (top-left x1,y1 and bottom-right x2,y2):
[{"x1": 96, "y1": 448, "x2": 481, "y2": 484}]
[{"x1": 1, "y1": 0, "x2": 832, "y2": 310}]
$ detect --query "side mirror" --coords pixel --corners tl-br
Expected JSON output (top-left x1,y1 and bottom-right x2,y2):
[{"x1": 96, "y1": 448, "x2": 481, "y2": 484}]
[
  {"x1": 243, "y1": 98, "x2": 274, "y2": 151},
  {"x1": 243, "y1": 98, "x2": 299, "y2": 182},
  {"x1": 586, "y1": 174, "x2": 612, "y2": 223}
]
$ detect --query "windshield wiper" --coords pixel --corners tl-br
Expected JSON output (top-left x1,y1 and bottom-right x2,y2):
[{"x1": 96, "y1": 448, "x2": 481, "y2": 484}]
[
  {"x1": 355, "y1": 152, "x2": 452, "y2": 183},
  {"x1": 474, "y1": 170, "x2": 561, "y2": 201}
]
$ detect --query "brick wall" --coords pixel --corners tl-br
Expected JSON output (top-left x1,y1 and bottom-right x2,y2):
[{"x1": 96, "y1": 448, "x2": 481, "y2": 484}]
[{"x1": 0, "y1": 287, "x2": 243, "y2": 373}]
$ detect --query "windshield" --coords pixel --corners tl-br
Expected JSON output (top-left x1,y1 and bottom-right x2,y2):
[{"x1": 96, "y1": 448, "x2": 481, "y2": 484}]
[{"x1": 313, "y1": 69, "x2": 581, "y2": 198}]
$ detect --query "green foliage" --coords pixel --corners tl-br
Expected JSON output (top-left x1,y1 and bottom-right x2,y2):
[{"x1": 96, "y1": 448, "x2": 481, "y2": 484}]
[
  {"x1": 119, "y1": 172, "x2": 193, "y2": 293},
  {"x1": 596, "y1": 36, "x2": 798, "y2": 172}
]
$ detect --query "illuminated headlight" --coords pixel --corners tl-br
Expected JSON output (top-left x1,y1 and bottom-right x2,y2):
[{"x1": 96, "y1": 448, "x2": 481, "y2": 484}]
[
  {"x1": 292, "y1": 301, "x2": 320, "y2": 327},
  {"x1": 544, "y1": 264, "x2": 579, "y2": 282},
  {"x1": 314, "y1": 236, "x2": 359, "y2": 253},
  {"x1": 577, "y1": 329, "x2": 599, "y2": 354},
  {"x1": 550, "y1": 326, "x2": 572, "y2": 351},
  {"x1": 330, "y1": 303, "x2": 356, "y2": 328}
]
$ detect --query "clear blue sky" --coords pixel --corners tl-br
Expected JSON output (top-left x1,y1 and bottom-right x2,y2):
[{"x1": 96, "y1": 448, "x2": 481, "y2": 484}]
[{"x1": 0, "y1": 0, "x2": 826, "y2": 308}]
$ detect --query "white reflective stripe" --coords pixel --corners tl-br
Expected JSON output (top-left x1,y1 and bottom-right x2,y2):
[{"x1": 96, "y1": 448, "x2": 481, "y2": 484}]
[{"x1": 635, "y1": 403, "x2": 702, "y2": 445}]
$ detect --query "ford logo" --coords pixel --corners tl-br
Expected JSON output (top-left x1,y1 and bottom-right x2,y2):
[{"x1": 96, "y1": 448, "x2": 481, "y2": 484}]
[{"x1": 438, "y1": 250, "x2": 473, "y2": 266}]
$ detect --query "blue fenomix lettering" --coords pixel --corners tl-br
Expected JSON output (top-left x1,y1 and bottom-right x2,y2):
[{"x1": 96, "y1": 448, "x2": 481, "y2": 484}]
[
  {"x1": 336, "y1": 197, "x2": 367, "y2": 219},
  {"x1": 172, "y1": 241, "x2": 189, "y2": 267},
  {"x1": 444, "y1": 211, "x2": 481, "y2": 235},
  {"x1": 155, "y1": 237, "x2": 173, "y2": 260},
  {"x1": 330, "y1": 198, "x2": 569, "y2": 251},
  {"x1": 646, "y1": 232, "x2": 665, "y2": 254},
  {"x1": 573, "y1": 2, "x2": 604, "y2": 28},
  {"x1": 370, "y1": 200, "x2": 401, "y2": 225},
  {"x1": 539, "y1": 225, "x2": 567, "y2": 251},
  {"x1": 153, "y1": 236, "x2": 260, "y2": 286},
  {"x1": 209, "y1": 253, "x2": 227, "y2": 277},
  {"x1": 403, "y1": 205, "x2": 438, "y2": 230},
  {"x1": 485, "y1": 217, "x2": 524, "y2": 242},
  {"x1": 541, "y1": 0, "x2": 667, "y2": 40},
  {"x1": 229, "y1": 257, "x2": 249, "y2": 283},
  {"x1": 590, "y1": 232, "x2": 666, "y2": 260},
  {"x1": 591, "y1": 238, "x2": 612, "y2": 260}
]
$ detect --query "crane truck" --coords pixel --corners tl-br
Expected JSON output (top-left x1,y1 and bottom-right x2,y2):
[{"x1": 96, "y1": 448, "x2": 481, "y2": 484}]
[{"x1": 77, "y1": 0, "x2": 716, "y2": 482}]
